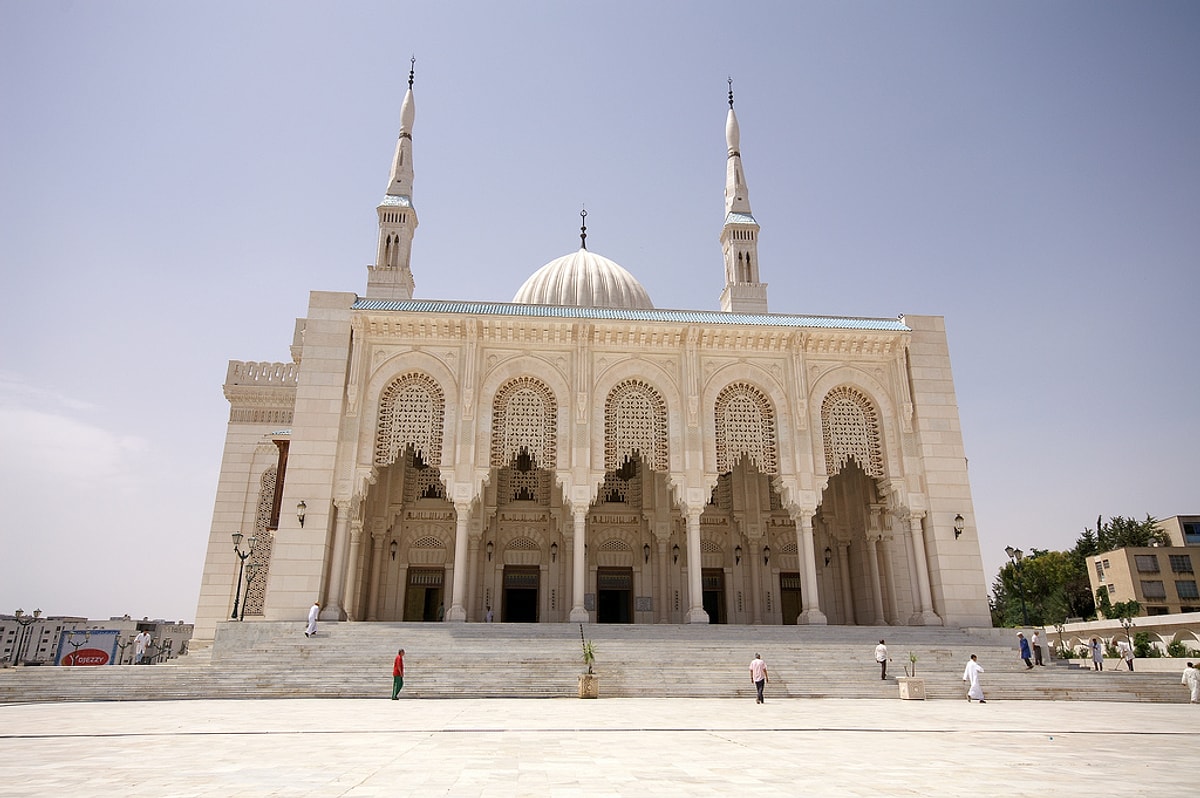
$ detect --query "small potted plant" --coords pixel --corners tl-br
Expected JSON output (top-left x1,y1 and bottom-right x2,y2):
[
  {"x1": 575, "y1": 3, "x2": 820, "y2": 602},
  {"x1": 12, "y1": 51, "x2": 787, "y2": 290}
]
[
  {"x1": 578, "y1": 624, "x2": 599, "y2": 698},
  {"x1": 897, "y1": 651, "x2": 925, "y2": 699}
]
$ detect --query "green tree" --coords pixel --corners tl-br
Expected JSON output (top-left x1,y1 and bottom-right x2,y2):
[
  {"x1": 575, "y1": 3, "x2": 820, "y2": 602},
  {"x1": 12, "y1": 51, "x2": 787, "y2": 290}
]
[{"x1": 1093, "y1": 515, "x2": 1167, "y2": 553}]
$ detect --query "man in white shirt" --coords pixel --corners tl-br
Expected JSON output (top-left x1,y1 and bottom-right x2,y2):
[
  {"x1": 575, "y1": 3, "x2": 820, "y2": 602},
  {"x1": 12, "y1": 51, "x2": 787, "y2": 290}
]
[
  {"x1": 1181, "y1": 662, "x2": 1199, "y2": 703},
  {"x1": 305, "y1": 601, "x2": 320, "y2": 638},
  {"x1": 1031, "y1": 630, "x2": 1045, "y2": 666},
  {"x1": 133, "y1": 630, "x2": 151, "y2": 665},
  {"x1": 962, "y1": 654, "x2": 985, "y2": 703},
  {"x1": 875, "y1": 640, "x2": 889, "y2": 680},
  {"x1": 749, "y1": 653, "x2": 768, "y2": 704}
]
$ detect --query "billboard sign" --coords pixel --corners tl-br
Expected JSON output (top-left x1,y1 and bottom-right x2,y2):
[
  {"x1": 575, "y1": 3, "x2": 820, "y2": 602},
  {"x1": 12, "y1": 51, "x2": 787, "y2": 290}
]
[{"x1": 55, "y1": 629, "x2": 120, "y2": 666}]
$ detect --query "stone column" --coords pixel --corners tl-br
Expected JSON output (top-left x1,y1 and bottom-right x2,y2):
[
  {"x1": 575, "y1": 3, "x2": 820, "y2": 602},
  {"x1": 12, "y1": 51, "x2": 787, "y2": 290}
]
[
  {"x1": 908, "y1": 512, "x2": 943, "y2": 626},
  {"x1": 865, "y1": 534, "x2": 886, "y2": 625},
  {"x1": 569, "y1": 508, "x2": 589, "y2": 622},
  {"x1": 342, "y1": 520, "x2": 365, "y2": 621},
  {"x1": 901, "y1": 513, "x2": 923, "y2": 624},
  {"x1": 466, "y1": 535, "x2": 481, "y2": 622},
  {"x1": 446, "y1": 501, "x2": 471, "y2": 622},
  {"x1": 838, "y1": 540, "x2": 855, "y2": 625},
  {"x1": 748, "y1": 534, "x2": 764, "y2": 625},
  {"x1": 656, "y1": 537, "x2": 670, "y2": 623},
  {"x1": 366, "y1": 524, "x2": 386, "y2": 621},
  {"x1": 794, "y1": 511, "x2": 827, "y2": 624},
  {"x1": 881, "y1": 537, "x2": 901, "y2": 625},
  {"x1": 323, "y1": 500, "x2": 350, "y2": 621},
  {"x1": 685, "y1": 509, "x2": 709, "y2": 623}
]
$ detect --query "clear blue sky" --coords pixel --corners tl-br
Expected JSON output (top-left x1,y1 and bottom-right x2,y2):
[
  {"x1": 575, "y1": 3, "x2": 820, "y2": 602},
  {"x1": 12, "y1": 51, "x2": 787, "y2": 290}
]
[{"x1": 2, "y1": 2, "x2": 1197, "y2": 622}]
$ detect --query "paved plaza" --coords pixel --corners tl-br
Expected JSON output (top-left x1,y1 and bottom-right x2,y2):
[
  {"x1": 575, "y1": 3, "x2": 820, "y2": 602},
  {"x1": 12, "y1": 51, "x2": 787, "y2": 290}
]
[{"x1": 0, "y1": 696, "x2": 1193, "y2": 796}]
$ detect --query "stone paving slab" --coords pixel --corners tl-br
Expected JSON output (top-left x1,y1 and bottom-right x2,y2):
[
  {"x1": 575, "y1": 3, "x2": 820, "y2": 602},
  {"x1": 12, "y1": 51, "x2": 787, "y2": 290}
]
[{"x1": 0, "y1": 697, "x2": 1194, "y2": 797}]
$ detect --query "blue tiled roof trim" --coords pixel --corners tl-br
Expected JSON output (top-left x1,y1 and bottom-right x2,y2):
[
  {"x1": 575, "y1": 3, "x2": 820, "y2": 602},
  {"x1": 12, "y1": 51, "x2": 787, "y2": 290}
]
[
  {"x1": 351, "y1": 299, "x2": 909, "y2": 331},
  {"x1": 725, "y1": 212, "x2": 758, "y2": 225}
]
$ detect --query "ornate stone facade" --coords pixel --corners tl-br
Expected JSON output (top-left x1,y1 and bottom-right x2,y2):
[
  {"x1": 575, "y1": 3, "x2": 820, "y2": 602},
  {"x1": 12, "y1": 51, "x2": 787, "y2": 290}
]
[{"x1": 193, "y1": 78, "x2": 990, "y2": 638}]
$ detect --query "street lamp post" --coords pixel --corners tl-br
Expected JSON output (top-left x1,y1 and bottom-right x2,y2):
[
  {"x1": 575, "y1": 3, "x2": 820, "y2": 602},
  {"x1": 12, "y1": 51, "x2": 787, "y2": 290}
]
[
  {"x1": 11, "y1": 609, "x2": 42, "y2": 665},
  {"x1": 230, "y1": 532, "x2": 257, "y2": 620},
  {"x1": 239, "y1": 563, "x2": 262, "y2": 622},
  {"x1": 1004, "y1": 546, "x2": 1030, "y2": 627}
]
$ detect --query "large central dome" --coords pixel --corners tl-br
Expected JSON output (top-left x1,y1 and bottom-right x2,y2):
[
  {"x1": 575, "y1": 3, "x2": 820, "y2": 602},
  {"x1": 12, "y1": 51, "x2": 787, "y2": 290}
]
[{"x1": 513, "y1": 249, "x2": 654, "y2": 310}]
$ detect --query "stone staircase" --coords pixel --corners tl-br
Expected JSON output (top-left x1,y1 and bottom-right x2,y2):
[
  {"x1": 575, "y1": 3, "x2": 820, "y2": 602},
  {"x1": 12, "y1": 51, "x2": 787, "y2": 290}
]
[{"x1": 0, "y1": 622, "x2": 1189, "y2": 703}]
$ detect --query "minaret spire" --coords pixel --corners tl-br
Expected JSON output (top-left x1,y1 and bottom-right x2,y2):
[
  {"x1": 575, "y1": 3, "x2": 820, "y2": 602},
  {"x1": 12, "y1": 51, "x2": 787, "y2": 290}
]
[
  {"x1": 579, "y1": 208, "x2": 588, "y2": 250},
  {"x1": 367, "y1": 56, "x2": 420, "y2": 300},
  {"x1": 719, "y1": 78, "x2": 768, "y2": 314}
]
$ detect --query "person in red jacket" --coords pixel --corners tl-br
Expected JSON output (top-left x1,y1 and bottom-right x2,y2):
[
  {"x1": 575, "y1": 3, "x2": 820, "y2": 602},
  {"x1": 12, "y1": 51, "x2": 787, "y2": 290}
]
[{"x1": 391, "y1": 648, "x2": 405, "y2": 700}]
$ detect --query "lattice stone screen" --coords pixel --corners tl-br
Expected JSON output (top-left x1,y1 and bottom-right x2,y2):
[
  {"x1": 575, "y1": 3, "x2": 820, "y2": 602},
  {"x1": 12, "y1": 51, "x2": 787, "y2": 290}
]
[
  {"x1": 605, "y1": 379, "x2": 669, "y2": 472},
  {"x1": 244, "y1": 467, "x2": 277, "y2": 617},
  {"x1": 375, "y1": 372, "x2": 445, "y2": 467},
  {"x1": 490, "y1": 377, "x2": 557, "y2": 469},
  {"x1": 714, "y1": 382, "x2": 778, "y2": 475},
  {"x1": 820, "y1": 386, "x2": 883, "y2": 477}
]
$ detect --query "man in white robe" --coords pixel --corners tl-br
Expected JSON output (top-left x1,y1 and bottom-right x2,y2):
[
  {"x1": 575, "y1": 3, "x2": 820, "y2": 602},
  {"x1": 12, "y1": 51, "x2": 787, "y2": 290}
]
[
  {"x1": 962, "y1": 654, "x2": 985, "y2": 703},
  {"x1": 1182, "y1": 662, "x2": 1199, "y2": 704},
  {"x1": 305, "y1": 601, "x2": 320, "y2": 638},
  {"x1": 133, "y1": 630, "x2": 150, "y2": 664}
]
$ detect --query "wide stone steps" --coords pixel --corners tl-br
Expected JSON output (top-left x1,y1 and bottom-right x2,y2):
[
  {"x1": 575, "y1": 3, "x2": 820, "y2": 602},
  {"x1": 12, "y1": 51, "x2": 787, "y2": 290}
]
[{"x1": 0, "y1": 622, "x2": 1187, "y2": 703}]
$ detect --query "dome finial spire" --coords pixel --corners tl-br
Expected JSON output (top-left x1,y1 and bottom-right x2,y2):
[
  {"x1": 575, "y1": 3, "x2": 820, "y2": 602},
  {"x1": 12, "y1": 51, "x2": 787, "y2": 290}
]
[
  {"x1": 409, "y1": 56, "x2": 416, "y2": 90},
  {"x1": 579, "y1": 207, "x2": 588, "y2": 250},
  {"x1": 728, "y1": 76, "x2": 734, "y2": 109}
]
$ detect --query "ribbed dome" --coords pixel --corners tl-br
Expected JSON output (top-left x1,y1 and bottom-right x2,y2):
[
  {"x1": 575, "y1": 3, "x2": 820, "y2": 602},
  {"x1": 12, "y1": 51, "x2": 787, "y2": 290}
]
[{"x1": 513, "y1": 249, "x2": 654, "y2": 310}]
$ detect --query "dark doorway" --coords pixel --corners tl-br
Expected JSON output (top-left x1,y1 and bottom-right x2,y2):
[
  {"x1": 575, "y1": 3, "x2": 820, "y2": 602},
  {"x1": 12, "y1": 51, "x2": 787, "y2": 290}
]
[
  {"x1": 502, "y1": 566, "x2": 539, "y2": 622},
  {"x1": 404, "y1": 569, "x2": 444, "y2": 622},
  {"x1": 596, "y1": 568, "x2": 633, "y2": 623},
  {"x1": 702, "y1": 568, "x2": 726, "y2": 624},
  {"x1": 780, "y1": 572, "x2": 802, "y2": 625}
]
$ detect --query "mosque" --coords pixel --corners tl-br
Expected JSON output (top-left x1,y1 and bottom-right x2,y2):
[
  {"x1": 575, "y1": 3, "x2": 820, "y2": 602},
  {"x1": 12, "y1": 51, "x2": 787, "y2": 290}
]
[{"x1": 193, "y1": 69, "x2": 991, "y2": 639}]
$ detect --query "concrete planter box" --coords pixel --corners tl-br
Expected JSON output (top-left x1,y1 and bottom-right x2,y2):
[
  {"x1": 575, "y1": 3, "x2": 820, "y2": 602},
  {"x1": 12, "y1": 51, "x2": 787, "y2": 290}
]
[
  {"x1": 578, "y1": 673, "x2": 599, "y2": 698},
  {"x1": 897, "y1": 677, "x2": 926, "y2": 700}
]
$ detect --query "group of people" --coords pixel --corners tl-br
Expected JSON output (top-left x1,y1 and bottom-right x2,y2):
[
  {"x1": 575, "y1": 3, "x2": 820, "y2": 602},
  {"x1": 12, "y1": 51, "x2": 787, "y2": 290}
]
[{"x1": 299, "y1": 601, "x2": 1200, "y2": 704}]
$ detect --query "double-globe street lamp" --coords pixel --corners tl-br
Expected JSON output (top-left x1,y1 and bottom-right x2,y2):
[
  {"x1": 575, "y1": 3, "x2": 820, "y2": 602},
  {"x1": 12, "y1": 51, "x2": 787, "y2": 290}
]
[
  {"x1": 1004, "y1": 545, "x2": 1030, "y2": 627},
  {"x1": 230, "y1": 532, "x2": 257, "y2": 621},
  {"x1": 240, "y1": 563, "x2": 262, "y2": 622},
  {"x1": 10, "y1": 608, "x2": 41, "y2": 665}
]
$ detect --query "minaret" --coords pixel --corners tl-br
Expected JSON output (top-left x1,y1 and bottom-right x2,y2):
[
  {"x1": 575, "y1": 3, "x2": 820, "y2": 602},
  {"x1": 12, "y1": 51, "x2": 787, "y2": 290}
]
[
  {"x1": 719, "y1": 79, "x2": 768, "y2": 314},
  {"x1": 366, "y1": 58, "x2": 419, "y2": 300}
]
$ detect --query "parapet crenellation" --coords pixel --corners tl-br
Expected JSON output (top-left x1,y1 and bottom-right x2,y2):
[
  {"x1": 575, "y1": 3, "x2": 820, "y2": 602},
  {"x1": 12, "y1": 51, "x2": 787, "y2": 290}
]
[{"x1": 225, "y1": 360, "x2": 299, "y2": 387}]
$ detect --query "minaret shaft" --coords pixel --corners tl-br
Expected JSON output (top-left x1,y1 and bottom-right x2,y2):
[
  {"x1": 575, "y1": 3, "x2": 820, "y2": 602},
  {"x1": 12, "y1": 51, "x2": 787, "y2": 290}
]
[
  {"x1": 367, "y1": 63, "x2": 419, "y2": 300},
  {"x1": 719, "y1": 95, "x2": 768, "y2": 314}
]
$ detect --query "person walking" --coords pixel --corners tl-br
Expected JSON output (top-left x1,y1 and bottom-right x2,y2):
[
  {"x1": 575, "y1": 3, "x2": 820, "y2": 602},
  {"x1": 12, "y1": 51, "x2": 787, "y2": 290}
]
[
  {"x1": 1031, "y1": 630, "x2": 1044, "y2": 666},
  {"x1": 1090, "y1": 637, "x2": 1104, "y2": 671},
  {"x1": 1117, "y1": 639, "x2": 1135, "y2": 671},
  {"x1": 305, "y1": 601, "x2": 320, "y2": 638},
  {"x1": 1182, "y1": 662, "x2": 1199, "y2": 704},
  {"x1": 391, "y1": 648, "x2": 405, "y2": 699},
  {"x1": 1018, "y1": 632, "x2": 1033, "y2": 669},
  {"x1": 485, "y1": 606, "x2": 494, "y2": 623},
  {"x1": 749, "y1": 653, "x2": 768, "y2": 704},
  {"x1": 962, "y1": 654, "x2": 985, "y2": 703},
  {"x1": 133, "y1": 630, "x2": 150, "y2": 665},
  {"x1": 875, "y1": 640, "x2": 890, "y2": 680}
]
